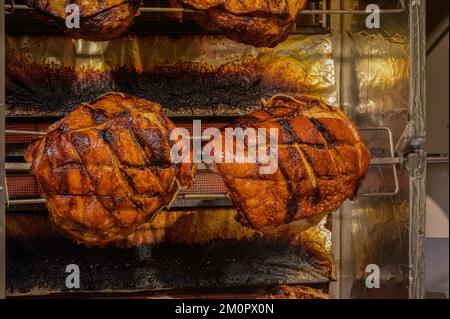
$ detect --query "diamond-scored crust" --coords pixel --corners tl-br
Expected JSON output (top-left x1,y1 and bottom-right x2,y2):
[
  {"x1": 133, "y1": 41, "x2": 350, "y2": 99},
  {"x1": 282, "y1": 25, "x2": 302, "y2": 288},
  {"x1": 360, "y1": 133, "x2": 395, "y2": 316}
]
[
  {"x1": 174, "y1": 0, "x2": 306, "y2": 16},
  {"x1": 25, "y1": 93, "x2": 195, "y2": 247},
  {"x1": 215, "y1": 94, "x2": 371, "y2": 233},
  {"x1": 171, "y1": 0, "x2": 308, "y2": 47}
]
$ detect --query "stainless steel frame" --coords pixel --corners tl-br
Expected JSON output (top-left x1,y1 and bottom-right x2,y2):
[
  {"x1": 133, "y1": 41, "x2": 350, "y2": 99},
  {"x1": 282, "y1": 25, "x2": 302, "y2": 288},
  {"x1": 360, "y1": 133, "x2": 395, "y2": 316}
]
[
  {"x1": 1, "y1": 1, "x2": 6, "y2": 300},
  {"x1": 329, "y1": 0, "x2": 427, "y2": 299},
  {"x1": 408, "y1": 0, "x2": 427, "y2": 299}
]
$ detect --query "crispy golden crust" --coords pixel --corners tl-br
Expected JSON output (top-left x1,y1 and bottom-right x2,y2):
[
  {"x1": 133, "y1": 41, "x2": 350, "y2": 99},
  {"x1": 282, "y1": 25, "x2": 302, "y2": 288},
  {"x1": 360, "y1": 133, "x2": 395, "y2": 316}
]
[
  {"x1": 26, "y1": 0, "x2": 142, "y2": 41},
  {"x1": 265, "y1": 285, "x2": 332, "y2": 299},
  {"x1": 25, "y1": 92, "x2": 195, "y2": 246},
  {"x1": 171, "y1": 0, "x2": 308, "y2": 47},
  {"x1": 213, "y1": 95, "x2": 370, "y2": 232}
]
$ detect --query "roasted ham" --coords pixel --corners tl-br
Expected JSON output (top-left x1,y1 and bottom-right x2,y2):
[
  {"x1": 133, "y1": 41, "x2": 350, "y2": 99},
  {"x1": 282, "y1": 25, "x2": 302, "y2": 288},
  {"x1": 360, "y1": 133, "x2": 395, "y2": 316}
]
[
  {"x1": 26, "y1": 0, "x2": 142, "y2": 41},
  {"x1": 210, "y1": 94, "x2": 370, "y2": 234},
  {"x1": 171, "y1": 0, "x2": 308, "y2": 47},
  {"x1": 25, "y1": 93, "x2": 195, "y2": 246}
]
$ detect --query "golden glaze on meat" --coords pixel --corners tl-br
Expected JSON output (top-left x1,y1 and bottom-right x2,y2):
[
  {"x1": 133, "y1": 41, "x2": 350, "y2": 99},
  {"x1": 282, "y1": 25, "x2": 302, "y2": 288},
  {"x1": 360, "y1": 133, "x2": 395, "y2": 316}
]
[
  {"x1": 26, "y1": 0, "x2": 142, "y2": 41},
  {"x1": 171, "y1": 0, "x2": 308, "y2": 47},
  {"x1": 213, "y1": 95, "x2": 370, "y2": 233},
  {"x1": 25, "y1": 93, "x2": 195, "y2": 246}
]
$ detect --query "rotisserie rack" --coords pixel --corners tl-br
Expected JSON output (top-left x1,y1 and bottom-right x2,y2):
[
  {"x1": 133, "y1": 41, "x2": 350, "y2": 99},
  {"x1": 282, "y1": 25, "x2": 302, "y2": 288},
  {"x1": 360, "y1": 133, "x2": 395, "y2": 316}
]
[{"x1": 1, "y1": 0, "x2": 427, "y2": 299}]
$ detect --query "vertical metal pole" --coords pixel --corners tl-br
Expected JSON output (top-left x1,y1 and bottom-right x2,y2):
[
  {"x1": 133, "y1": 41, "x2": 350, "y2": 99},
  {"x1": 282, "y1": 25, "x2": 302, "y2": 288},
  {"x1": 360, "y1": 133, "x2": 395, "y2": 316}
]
[
  {"x1": 0, "y1": 0, "x2": 6, "y2": 299},
  {"x1": 408, "y1": 151, "x2": 427, "y2": 299},
  {"x1": 408, "y1": 0, "x2": 427, "y2": 299}
]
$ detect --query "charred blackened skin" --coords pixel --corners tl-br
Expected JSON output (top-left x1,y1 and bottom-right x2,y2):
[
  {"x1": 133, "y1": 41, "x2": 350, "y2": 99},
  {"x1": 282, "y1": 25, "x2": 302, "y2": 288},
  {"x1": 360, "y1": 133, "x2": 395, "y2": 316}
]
[
  {"x1": 310, "y1": 118, "x2": 336, "y2": 146},
  {"x1": 121, "y1": 169, "x2": 140, "y2": 195},
  {"x1": 99, "y1": 130, "x2": 114, "y2": 145},
  {"x1": 90, "y1": 108, "x2": 108, "y2": 124},
  {"x1": 278, "y1": 161, "x2": 300, "y2": 224},
  {"x1": 70, "y1": 133, "x2": 92, "y2": 156},
  {"x1": 277, "y1": 119, "x2": 302, "y2": 223},
  {"x1": 312, "y1": 188, "x2": 321, "y2": 206},
  {"x1": 279, "y1": 119, "x2": 298, "y2": 144},
  {"x1": 58, "y1": 166, "x2": 69, "y2": 195},
  {"x1": 137, "y1": 129, "x2": 169, "y2": 167}
]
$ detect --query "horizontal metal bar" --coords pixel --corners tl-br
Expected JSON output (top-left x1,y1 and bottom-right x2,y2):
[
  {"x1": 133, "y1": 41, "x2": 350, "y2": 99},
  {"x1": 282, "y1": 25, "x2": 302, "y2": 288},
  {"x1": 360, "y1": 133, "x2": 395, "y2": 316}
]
[
  {"x1": 140, "y1": 7, "x2": 195, "y2": 14},
  {"x1": 5, "y1": 129, "x2": 46, "y2": 136},
  {"x1": 7, "y1": 194, "x2": 229, "y2": 206},
  {"x1": 4, "y1": 1, "x2": 407, "y2": 16},
  {"x1": 178, "y1": 193, "x2": 229, "y2": 200},
  {"x1": 299, "y1": 8, "x2": 405, "y2": 15},
  {"x1": 427, "y1": 155, "x2": 449, "y2": 164},
  {"x1": 5, "y1": 125, "x2": 396, "y2": 135},
  {"x1": 7, "y1": 198, "x2": 46, "y2": 205},
  {"x1": 4, "y1": 156, "x2": 403, "y2": 172},
  {"x1": 369, "y1": 157, "x2": 403, "y2": 166},
  {"x1": 6, "y1": 187, "x2": 399, "y2": 205},
  {"x1": 4, "y1": 126, "x2": 403, "y2": 200},
  {"x1": 5, "y1": 162, "x2": 31, "y2": 171},
  {"x1": 5, "y1": 130, "x2": 209, "y2": 139},
  {"x1": 4, "y1": 162, "x2": 212, "y2": 171},
  {"x1": 4, "y1": 4, "x2": 193, "y2": 13}
]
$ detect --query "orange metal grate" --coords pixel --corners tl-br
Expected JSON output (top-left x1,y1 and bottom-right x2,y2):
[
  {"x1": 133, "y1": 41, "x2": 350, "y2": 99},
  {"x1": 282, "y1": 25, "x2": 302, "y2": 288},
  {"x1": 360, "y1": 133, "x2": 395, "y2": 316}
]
[
  {"x1": 6, "y1": 172, "x2": 40, "y2": 198},
  {"x1": 6, "y1": 171, "x2": 228, "y2": 199},
  {"x1": 5, "y1": 121, "x2": 52, "y2": 144}
]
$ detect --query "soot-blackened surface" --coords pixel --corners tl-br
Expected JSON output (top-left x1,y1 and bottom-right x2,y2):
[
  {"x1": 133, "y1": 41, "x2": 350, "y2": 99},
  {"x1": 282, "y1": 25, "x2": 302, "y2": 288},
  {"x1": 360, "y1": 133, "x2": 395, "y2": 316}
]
[
  {"x1": 6, "y1": 213, "x2": 331, "y2": 296},
  {"x1": 6, "y1": 54, "x2": 290, "y2": 117}
]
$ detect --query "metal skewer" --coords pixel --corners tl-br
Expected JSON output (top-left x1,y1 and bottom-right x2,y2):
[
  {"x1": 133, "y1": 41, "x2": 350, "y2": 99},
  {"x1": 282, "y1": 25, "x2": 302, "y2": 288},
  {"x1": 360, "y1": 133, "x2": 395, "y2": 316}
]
[
  {"x1": 4, "y1": 126, "x2": 404, "y2": 205},
  {"x1": 5, "y1": 129, "x2": 46, "y2": 136},
  {"x1": 6, "y1": 195, "x2": 229, "y2": 207},
  {"x1": 4, "y1": 4, "x2": 194, "y2": 14}
]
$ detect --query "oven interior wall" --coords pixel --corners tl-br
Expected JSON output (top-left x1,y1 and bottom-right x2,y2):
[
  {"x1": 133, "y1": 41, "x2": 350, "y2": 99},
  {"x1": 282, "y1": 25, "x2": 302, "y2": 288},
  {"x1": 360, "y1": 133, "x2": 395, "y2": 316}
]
[{"x1": 329, "y1": 0, "x2": 426, "y2": 299}]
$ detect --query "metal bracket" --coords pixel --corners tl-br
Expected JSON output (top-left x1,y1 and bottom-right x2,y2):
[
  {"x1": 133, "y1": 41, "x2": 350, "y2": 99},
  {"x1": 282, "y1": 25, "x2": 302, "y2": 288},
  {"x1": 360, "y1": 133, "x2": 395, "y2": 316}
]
[
  {"x1": 4, "y1": 0, "x2": 15, "y2": 15},
  {"x1": 358, "y1": 127, "x2": 401, "y2": 197}
]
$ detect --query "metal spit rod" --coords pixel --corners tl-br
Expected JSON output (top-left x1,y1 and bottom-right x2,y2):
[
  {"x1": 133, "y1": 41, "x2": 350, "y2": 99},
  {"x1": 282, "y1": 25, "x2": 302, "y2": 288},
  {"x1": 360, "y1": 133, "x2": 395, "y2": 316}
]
[
  {"x1": 6, "y1": 194, "x2": 230, "y2": 207},
  {"x1": 4, "y1": 129, "x2": 46, "y2": 136},
  {"x1": 5, "y1": 128, "x2": 403, "y2": 168},
  {"x1": 4, "y1": 157, "x2": 404, "y2": 172},
  {"x1": 4, "y1": 0, "x2": 407, "y2": 15}
]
